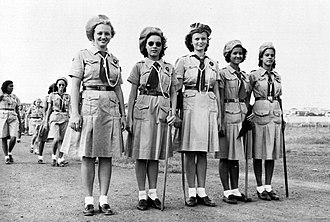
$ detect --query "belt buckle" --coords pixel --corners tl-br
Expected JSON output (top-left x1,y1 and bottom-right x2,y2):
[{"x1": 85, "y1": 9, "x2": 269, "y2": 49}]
[
  {"x1": 100, "y1": 86, "x2": 106, "y2": 91},
  {"x1": 267, "y1": 96, "x2": 273, "y2": 102}
]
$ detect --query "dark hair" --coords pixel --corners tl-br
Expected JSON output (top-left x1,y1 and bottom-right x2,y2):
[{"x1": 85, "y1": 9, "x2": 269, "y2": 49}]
[
  {"x1": 185, "y1": 32, "x2": 210, "y2": 52},
  {"x1": 258, "y1": 48, "x2": 276, "y2": 68},
  {"x1": 55, "y1": 79, "x2": 67, "y2": 93},
  {"x1": 48, "y1": 83, "x2": 58, "y2": 94},
  {"x1": 141, "y1": 33, "x2": 167, "y2": 59},
  {"x1": 1, "y1": 80, "x2": 13, "y2": 94},
  {"x1": 225, "y1": 46, "x2": 247, "y2": 63}
]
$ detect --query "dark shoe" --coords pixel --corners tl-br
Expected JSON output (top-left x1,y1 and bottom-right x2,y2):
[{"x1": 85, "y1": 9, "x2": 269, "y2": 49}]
[
  {"x1": 51, "y1": 159, "x2": 57, "y2": 167},
  {"x1": 147, "y1": 197, "x2": 161, "y2": 209},
  {"x1": 196, "y1": 195, "x2": 216, "y2": 207},
  {"x1": 57, "y1": 161, "x2": 68, "y2": 167},
  {"x1": 233, "y1": 193, "x2": 252, "y2": 202},
  {"x1": 30, "y1": 148, "x2": 34, "y2": 153},
  {"x1": 9, "y1": 155, "x2": 14, "y2": 163},
  {"x1": 83, "y1": 204, "x2": 94, "y2": 216},
  {"x1": 38, "y1": 159, "x2": 43, "y2": 164},
  {"x1": 185, "y1": 196, "x2": 197, "y2": 207},
  {"x1": 5, "y1": 158, "x2": 11, "y2": 164},
  {"x1": 267, "y1": 190, "x2": 280, "y2": 200},
  {"x1": 257, "y1": 191, "x2": 271, "y2": 201},
  {"x1": 137, "y1": 199, "x2": 148, "y2": 211},
  {"x1": 99, "y1": 203, "x2": 114, "y2": 215},
  {"x1": 223, "y1": 194, "x2": 238, "y2": 204}
]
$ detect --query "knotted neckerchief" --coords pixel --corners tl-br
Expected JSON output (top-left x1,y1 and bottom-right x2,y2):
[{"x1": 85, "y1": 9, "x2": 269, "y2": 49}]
[
  {"x1": 192, "y1": 55, "x2": 206, "y2": 91},
  {"x1": 267, "y1": 71, "x2": 275, "y2": 97},
  {"x1": 99, "y1": 51, "x2": 109, "y2": 83},
  {"x1": 146, "y1": 62, "x2": 161, "y2": 89},
  {"x1": 236, "y1": 72, "x2": 247, "y2": 100}
]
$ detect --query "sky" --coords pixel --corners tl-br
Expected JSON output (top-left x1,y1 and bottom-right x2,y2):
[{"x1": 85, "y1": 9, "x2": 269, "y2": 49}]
[{"x1": 1, "y1": 0, "x2": 330, "y2": 110}]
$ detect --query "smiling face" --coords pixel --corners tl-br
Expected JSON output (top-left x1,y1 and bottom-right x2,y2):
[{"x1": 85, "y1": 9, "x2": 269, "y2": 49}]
[
  {"x1": 191, "y1": 32, "x2": 208, "y2": 53},
  {"x1": 93, "y1": 24, "x2": 112, "y2": 50},
  {"x1": 230, "y1": 47, "x2": 244, "y2": 65},
  {"x1": 145, "y1": 35, "x2": 162, "y2": 60},
  {"x1": 261, "y1": 48, "x2": 275, "y2": 68},
  {"x1": 7, "y1": 83, "x2": 14, "y2": 94}
]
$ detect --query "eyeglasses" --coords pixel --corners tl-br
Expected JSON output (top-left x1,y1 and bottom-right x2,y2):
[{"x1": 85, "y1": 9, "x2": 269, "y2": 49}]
[
  {"x1": 147, "y1": 41, "x2": 162, "y2": 47},
  {"x1": 58, "y1": 84, "x2": 66, "y2": 86}
]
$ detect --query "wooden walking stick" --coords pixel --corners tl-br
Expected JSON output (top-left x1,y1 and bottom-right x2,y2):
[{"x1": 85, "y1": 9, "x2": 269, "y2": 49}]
[
  {"x1": 279, "y1": 97, "x2": 289, "y2": 198},
  {"x1": 161, "y1": 113, "x2": 172, "y2": 211}
]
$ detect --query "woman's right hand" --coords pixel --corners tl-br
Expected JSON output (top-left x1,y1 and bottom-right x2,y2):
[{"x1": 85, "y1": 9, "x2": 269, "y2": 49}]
[
  {"x1": 69, "y1": 114, "x2": 82, "y2": 131},
  {"x1": 126, "y1": 117, "x2": 133, "y2": 134}
]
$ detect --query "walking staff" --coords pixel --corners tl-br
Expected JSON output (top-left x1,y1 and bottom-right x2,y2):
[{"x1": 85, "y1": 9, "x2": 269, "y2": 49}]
[{"x1": 279, "y1": 98, "x2": 289, "y2": 198}]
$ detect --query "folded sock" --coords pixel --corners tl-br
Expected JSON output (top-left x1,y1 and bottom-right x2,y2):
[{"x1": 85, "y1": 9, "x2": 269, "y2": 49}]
[
  {"x1": 232, "y1": 188, "x2": 241, "y2": 196},
  {"x1": 264, "y1": 185, "x2": 272, "y2": 192},
  {"x1": 99, "y1": 195, "x2": 108, "y2": 205},
  {"x1": 85, "y1": 196, "x2": 94, "y2": 207},
  {"x1": 8, "y1": 152, "x2": 12, "y2": 155},
  {"x1": 188, "y1": 188, "x2": 196, "y2": 197},
  {"x1": 51, "y1": 154, "x2": 57, "y2": 160},
  {"x1": 223, "y1": 190, "x2": 233, "y2": 198},
  {"x1": 5, "y1": 156, "x2": 9, "y2": 160},
  {"x1": 148, "y1": 189, "x2": 158, "y2": 200},
  {"x1": 196, "y1": 187, "x2": 206, "y2": 197},
  {"x1": 38, "y1": 156, "x2": 43, "y2": 160},
  {"x1": 257, "y1": 185, "x2": 265, "y2": 193},
  {"x1": 139, "y1": 190, "x2": 147, "y2": 200}
]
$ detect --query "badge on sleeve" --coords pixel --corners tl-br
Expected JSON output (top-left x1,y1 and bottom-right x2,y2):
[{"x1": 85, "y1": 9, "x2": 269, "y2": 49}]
[
  {"x1": 209, "y1": 61, "x2": 214, "y2": 66},
  {"x1": 113, "y1": 58, "x2": 118, "y2": 64},
  {"x1": 165, "y1": 67, "x2": 169, "y2": 72}
]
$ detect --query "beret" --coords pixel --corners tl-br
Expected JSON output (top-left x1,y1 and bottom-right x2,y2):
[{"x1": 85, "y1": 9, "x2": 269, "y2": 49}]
[
  {"x1": 56, "y1": 77, "x2": 68, "y2": 87},
  {"x1": 139, "y1": 27, "x2": 163, "y2": 54},
  {"x1": 223, "y1": 40, "x2": 245, "y2": 57},
  {"x1": 85, "y1": 15, "x2": 112, "y2": 41},
  {"x1": 259, "y1": 42, "x2": 275, "y2": 58},
  {"x1": 189, "y1": 22, "x2": 212, "y2": 36}
]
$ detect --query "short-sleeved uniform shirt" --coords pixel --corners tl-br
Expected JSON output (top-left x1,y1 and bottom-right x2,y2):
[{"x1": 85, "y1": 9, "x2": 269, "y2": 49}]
[{"x1": 0, "y1": 93, "x2": 20, "y2": 138}]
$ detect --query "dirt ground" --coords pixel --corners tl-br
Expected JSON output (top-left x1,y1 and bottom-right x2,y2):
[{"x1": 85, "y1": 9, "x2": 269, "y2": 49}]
[{"x1": 1, "y1": 128, "x2": 330, "y2": 222}]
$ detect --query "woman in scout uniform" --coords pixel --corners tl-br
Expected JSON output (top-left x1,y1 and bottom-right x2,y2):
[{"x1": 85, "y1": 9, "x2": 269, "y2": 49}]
[
  {"x1": 0, "y1": 80, "x2": 21, "y2": 164},
  {"x1": 126, "y1": 27, "x2": 178, "y2": 211},
  {"x1": 175, "y1": 23, "x2": 220, "y2": 207},
  {"x1": 249, "y1": 42, "x2": 282, "y2": 201},
  {"x1": 216, "y1": 40, "x2": 251, "y2": 204},
  {"x1": 67, "y1": 15, "x2": 126, "y2": 216},
  {"x1": 26, "y1": 98, "x2": 43, "y2": 153},
  {"x1": 44, "y1": 77, "x2": 70, "y2": 167}
]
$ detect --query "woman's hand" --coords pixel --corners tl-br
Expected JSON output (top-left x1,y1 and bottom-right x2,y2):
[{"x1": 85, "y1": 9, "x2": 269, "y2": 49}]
[
  {"x1": 167, "y1": 114, "x2": 176, "y2": 126},
  {"x1": 120, "y1": 116, "x2": 126, "y2": 131},
  {"x1": 126, "y1": 116, "x2": 133, "y2": 134},
  {"x1": 69, "y1": 114, "x2": 82, "y2": 131}
]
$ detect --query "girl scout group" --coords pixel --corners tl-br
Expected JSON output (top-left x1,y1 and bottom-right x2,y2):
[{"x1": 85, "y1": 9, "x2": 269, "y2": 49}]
[{"x1": 0, "y1": 14, "x2": 284, "y2": 216}]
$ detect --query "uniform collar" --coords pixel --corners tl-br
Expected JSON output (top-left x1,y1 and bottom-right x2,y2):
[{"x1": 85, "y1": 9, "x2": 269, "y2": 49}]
[
  {"x1": 227, "y1": 65, "x2": 239, "y2": 74},
  {"x1": 144, "y1": 57, "x2": 163, "y2": 69},
  {"x1": 90, "y1": 46, "x2": 109, "y2": 56},
  {"x1": 259, "y1": 67, "x2": 278, "y2": 78}
]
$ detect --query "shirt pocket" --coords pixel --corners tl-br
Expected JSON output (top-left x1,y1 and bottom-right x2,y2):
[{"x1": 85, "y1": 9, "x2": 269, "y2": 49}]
[
  {"x1": 225, "y1": 102, "x2": 242, "y2": 124},
  {"x1": 84, "y1": 59, "x2": 99, "y2": 75},
  {"x1": 133, "y1": 97, "x2": 150, "y2": 120},
  {"x1": 208, "y1": 93, "x2": 218, "y2": 112},
  {"x1": 81, "y1": 93, "x2": 100, "y2": 115},
  {"x1": 183, "y1": 91, "x2": 196, "y2": 110},
  {"x1": 253, "y1": 100, "x2": 271, "y2": 125},
  {"x1": 161, "y1": 69, "x2": 171, "y2": 91}
]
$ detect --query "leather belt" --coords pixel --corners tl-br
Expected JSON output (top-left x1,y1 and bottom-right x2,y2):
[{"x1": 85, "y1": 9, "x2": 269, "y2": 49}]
[
  {"x1": 30, "y1": 117, "x2": 42, "y2": 119},
  {"x1": 140, "y1": 89, "x2": 169, "y2": 98},
  {"x1": 255, "y1": 96, "x2": 279, "y2": 102},
  {"x1": 185, "y1": 86, "x2": 213, "y2": 91},
  {"x1": 224, "y1": 99, "x2": 245, "y2": 103},
  {"x1": 0, "y1": 108, "x2": 14, "y2": 111},
  {"x1": 83, "y1": 86, "x2": 114, "y2": 91}
]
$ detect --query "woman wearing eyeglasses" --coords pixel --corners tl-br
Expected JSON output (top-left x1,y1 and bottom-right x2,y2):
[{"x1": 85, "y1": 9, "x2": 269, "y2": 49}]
[
  {"x1": 126, "y1": 27, "x2": 178, "y2": 211},
  {"x1": 44, "y1": 77, "x2": 71, "y2": 167},
  {"x1": 65, "y1": 15, "x2": 126, "y2": 216},
  {"x1": 175, "y1": 23, "x2": 220, "y2": 207}
]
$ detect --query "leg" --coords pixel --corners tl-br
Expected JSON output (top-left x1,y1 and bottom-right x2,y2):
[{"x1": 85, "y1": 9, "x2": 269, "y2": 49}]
[
  {"x1": 135, "y1": 159, "x2": 148, "y2": 191},
  {"x1": 98, "y1": 157, "x2": 112, "y2": 196},
  {"x1": 185, "y1": 152, "x2": 196, "y2": 188},
  {"x1": 81, "y1": 157, "x2": 96, "y2": 196},
  {"x1": 253, "y1": 159, "x2": 263, "y2": 186},
  {"x1": 264, "y1": 160, "x2": 275, "y2": 185},
  {"x1": 2, "y1": 138, "x2": 9, "y2": 156},
  {"x1": 147, "y1": 160, "x2": 159, "y2": 189},
  {"x1": 219, "y1": 159, "x2": 230, "y2": 191},
  {"x1": 229, "y1": 160, "x2": 239, "y2": 189}
]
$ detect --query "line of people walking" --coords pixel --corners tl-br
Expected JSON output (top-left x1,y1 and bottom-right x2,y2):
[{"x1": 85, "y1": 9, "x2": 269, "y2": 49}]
[{"x1": 0, "y1": 14, "x2": 285, "y2": 217}]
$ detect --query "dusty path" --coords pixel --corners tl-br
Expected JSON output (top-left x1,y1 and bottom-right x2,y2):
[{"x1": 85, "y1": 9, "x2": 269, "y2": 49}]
[{"x1": 0, "y1": 135, "x2": 330, "y2": 222}]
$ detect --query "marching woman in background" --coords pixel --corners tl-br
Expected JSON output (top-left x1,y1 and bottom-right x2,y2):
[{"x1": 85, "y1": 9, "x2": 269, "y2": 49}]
[
  {"x1": 68, "y1": 15, "x2": 126, "y2": 216},
  {"x1": 0, "y1": 80, "x2": 21, "y2": 164},
  {"x1": 44, "y1": 77, "x2": 70, "y2": 167},
  {"x1": 249, "y1": 42, "x2": 282, "y2": 201},
  {"x1": 26, "y1": 98, "x2": 43, "y2": 153},
  {"x1": 216, "y1": 40, "x2": 251, "y2": 204},
  {"x1": 175, "y1": 23, "x2": 220, "y2": 207},
  {"x1": 126, "y1": 27, "x2": 177, "y2": 211}
]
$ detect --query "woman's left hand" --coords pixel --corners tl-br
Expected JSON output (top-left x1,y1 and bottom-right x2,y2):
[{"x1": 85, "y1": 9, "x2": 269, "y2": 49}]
[
  {"x1": 167, "y1": 115, "x2": 176, "y2": 126},
  {"x1": 120, "y1": 116, "x2": 126, "y2": 131}
]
